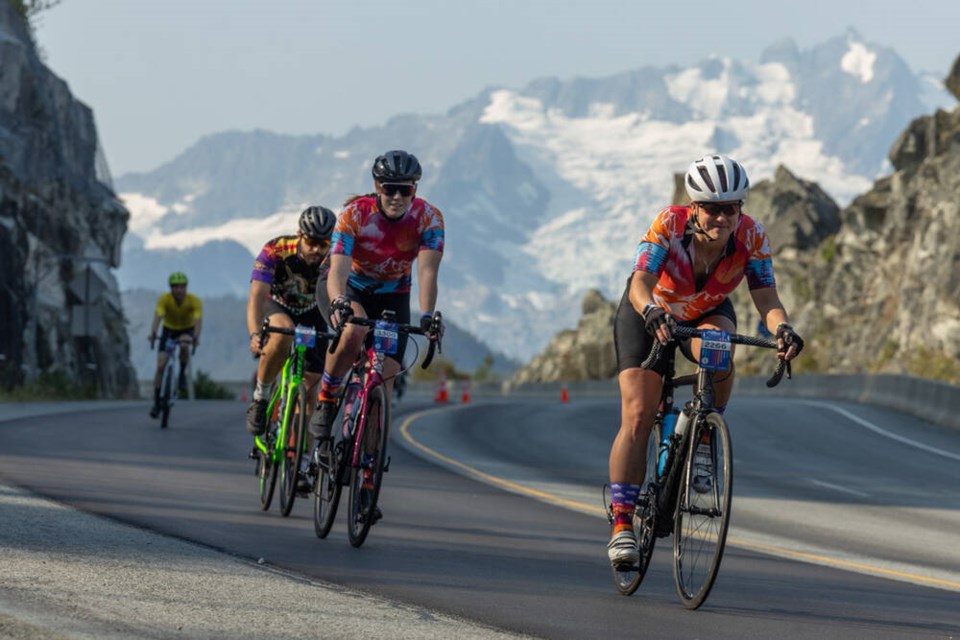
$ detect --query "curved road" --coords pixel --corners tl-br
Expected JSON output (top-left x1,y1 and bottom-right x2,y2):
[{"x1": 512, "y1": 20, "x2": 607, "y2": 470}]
[{"x1": 1, "y1": 396, "x2": 958, "y2": 639}]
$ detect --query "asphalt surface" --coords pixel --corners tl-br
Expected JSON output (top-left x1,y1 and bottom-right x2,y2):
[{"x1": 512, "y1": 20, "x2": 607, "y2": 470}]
[{"x1": 1, "y1": 396, "x2": 958, "y2": 639}]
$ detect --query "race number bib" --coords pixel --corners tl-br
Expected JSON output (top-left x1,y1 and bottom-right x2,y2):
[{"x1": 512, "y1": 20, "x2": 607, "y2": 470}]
[
  {"x1": 699, "y1": 329, "x2": 731, "y2": 371},
  {"x1": 373, "y1": 321, "x2": 399, "y2": 355},
  {"x1": 294, "y1": 326, "x2": 317, "y2": 348}
]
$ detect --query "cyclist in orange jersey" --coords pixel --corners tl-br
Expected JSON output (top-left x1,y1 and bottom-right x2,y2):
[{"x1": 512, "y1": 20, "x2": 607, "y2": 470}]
[{"x1": 606, "y1": 154, "x2": 804, "y2": 567}]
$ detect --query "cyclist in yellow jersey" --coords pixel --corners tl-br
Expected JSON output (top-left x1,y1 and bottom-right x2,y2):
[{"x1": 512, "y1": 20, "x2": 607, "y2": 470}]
[{"x1": 148, "y1": 272, "x2": 202, "y2": 417}]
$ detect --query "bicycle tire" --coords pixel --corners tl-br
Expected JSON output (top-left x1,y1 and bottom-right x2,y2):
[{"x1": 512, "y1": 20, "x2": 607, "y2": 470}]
[
  {"x1": 257, "y1": 445, "x2": 278, "y2": 511},
  {"x1": 611, "y1": 419, "x2": 661, "y2": 595},
  {"x1": 313, "y1": 432, "x2": 345, "y2": 539},
  {"x1": 673, "y1": 411, "x2": 733, "y2": 609},
  {"x1": 279, "y1": 383, "x2": 308, "y2": 517},
  {"x1": 347, "y1": 384, "x2": 390, "y2": 548},
  {"x1": 160, "y1": 365, "x2": 174, "y2": 429}
]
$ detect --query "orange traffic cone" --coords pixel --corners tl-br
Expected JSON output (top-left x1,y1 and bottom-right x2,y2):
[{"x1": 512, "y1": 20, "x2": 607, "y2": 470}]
[
  {"x1": 461, "y1": 381, "x2": 471, "y2": 404},
  {"x1": 435, "y1": 373, "x2": 449, "y2": 403},
  {"x1": 241, "y1": 389, "x2": 248, "y2": 402},
  {"x1": 560, "y1": 385, "x2": 569, "y2": 403}
]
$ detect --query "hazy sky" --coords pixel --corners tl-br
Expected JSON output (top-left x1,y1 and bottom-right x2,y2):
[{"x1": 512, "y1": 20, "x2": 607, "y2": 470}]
[{"x1": 35, "y1": 0, "x2": 960, "y2": 176}]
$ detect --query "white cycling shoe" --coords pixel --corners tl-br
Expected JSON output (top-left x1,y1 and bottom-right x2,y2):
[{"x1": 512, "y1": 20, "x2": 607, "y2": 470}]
[{"x1": 607, "y1": 530, "x2": 639, "y2": 567}]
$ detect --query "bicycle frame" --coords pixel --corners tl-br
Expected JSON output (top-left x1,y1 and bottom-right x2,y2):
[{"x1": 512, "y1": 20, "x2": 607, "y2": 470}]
[{"x1": 254, "y1": 325, "x2": 313, "y2": 459}]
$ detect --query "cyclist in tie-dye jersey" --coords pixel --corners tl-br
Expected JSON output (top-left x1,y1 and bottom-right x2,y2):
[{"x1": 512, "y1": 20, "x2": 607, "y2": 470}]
[
  {"x1": 606, "y1": 154, "x2": 804, "y2": 568},
  {"x1": 308, "y1": 150, "x2": 445, "y2": 458}
]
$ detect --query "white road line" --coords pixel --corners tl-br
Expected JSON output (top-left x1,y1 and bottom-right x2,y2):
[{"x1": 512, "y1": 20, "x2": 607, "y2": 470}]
[
  {"x1": 799, "y1": 400, "x2": 960, "y2": 462},
  {"x1": 808, "y1": 478, "x2": 870, "y2": 497}
]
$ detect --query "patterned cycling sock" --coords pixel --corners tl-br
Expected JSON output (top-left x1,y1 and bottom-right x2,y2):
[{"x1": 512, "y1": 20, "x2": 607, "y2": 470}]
[
  {"x1": 318, "y1": 371, "x2": 344, "y2": 403},
  {"x1": 253, "y1": 380, "x2": 268, "y2": 401},
  {"x1": 715, "y1": 405, "x2": 726, "y2": 415},
  {"x1": 610, "y1": 482, "x2": 641, "y2": 534}
]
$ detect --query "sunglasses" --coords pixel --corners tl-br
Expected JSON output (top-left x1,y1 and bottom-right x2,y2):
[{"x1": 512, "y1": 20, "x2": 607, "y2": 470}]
[
  {"x1": 380, "y1": 183, "x2": 415, "y2": 197},
  {"x1": 697, "y1": 202, "x2": 740, "y2": 217},
  {"x1": 300, "y1": 235, "x2": 330, "y2": 250}
]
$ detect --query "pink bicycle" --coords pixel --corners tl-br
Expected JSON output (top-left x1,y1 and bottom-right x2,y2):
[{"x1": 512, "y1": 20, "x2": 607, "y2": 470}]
[{"x1": 312, "y1": 310, "x2": 442, "y2": 547}]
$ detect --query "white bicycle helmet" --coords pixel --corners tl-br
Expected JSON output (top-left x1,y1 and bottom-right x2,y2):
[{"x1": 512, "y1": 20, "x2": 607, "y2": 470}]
[{"x1": 684, "y1": 154, "x2": 750, "y2": 203}]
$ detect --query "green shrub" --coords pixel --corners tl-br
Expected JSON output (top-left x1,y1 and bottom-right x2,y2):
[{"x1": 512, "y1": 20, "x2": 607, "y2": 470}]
[
  {"x1": 193, "y1": 370, "x2": 234, "y2": 399},
  {"x1": 0, "y1": 369, "x2": 97, "y2": 401}
]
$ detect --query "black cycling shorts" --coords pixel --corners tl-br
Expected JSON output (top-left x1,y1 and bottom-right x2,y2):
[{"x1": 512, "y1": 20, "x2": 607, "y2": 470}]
[
  {"x1": 614, "y1": 274, "x2": 737, "y2": 374},
  {"x1": 263, "y1": 299, "x2": 328, "y2": 374},
  {"x1": 315, "y1": 276, "x2": 412, "y2": 364},
  {"x1": 159, "y1": 326, "x2": 194, "y2": 344}
]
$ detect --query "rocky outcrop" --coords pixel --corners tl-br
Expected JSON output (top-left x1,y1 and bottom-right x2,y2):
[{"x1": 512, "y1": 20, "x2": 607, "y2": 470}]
[
  {"x1": 513, "y1": 54, "x2": 960, "y2": 383},
  {"x1": 0, "y1": 3, "x2": 135, "y2": 396},
  {"x1": 511, "y1": 289, "x2": 616, "y2": 383}
]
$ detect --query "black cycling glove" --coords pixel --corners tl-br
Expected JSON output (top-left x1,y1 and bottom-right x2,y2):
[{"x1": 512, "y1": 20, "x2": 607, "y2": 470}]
[
  {"x1": 775, "y1": 323, "x2": 804, "y2": 358},
  {"x1": 642, "y1": 303, "x2": 673, "y2": 337},
  {"x1": 330, "y1": 296, "x2": 353, "y2": 330}
]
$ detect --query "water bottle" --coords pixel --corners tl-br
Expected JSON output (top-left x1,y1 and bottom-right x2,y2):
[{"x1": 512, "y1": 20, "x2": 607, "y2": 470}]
[
  {"x1": 657, "y1": 407, "x2": 679, "y2": 476},
  {"x1": 341, "y1": 378, "x2": 361, "y2": 438},
  {"x1": 674, "y1": 402, "x2": 693, "y2": 439}
]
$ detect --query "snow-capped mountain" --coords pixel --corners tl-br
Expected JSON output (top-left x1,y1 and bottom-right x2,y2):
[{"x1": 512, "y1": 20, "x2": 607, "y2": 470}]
[{"x1": 116, "y1": 31, "x2": 955, "y2": 359}]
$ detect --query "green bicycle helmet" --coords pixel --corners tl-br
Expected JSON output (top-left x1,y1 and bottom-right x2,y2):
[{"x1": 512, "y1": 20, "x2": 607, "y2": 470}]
[{"x1": 168, "y1": 272, "x2": 189, "y2": 286}]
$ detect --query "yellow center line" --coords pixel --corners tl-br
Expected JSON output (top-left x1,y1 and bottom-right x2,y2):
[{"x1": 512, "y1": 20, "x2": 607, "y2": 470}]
[{"x1": 398, "y1": 406, "x2": 960, "y2": 592}]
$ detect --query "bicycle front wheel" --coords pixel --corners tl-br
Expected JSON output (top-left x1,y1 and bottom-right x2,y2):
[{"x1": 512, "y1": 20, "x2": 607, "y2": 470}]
[
  {"x1": 279, "y1": 383, "x2": 308, "y2": 517},
  {"x1": 160, "y1": 365, "x2": 174, "y2": 429},
  {"x1": 347, "y1": 384, "x2": 390, "y2": 548},
  {"x1": 314, "y1": 434, "x2": 345, "y2": 539},
  {"x1": 673, "y1": 411, "x2": 733, "y2": 609}
]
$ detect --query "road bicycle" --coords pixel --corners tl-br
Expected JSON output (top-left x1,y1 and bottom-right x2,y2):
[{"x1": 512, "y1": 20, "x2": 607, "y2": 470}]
[
  {"x1": 605, "y1": 325, "x2": 789, "y2": 609},
  {"x1": 252, "y1": 319, "x2": 335, "y2": 517},
  {"x1": 150, "y1": 335, "x2": 194, "y2": 429},
  {"x1": 313, "y1": 310, "x2": 441, "y2": 547}
]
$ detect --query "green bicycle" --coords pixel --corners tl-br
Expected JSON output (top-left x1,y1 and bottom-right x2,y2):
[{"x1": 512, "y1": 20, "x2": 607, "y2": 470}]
[{"x1": 252, "y1": 319, "x2": 333, "y2": 517}]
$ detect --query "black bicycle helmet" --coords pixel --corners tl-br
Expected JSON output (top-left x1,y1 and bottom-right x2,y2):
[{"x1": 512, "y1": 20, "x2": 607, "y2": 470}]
[
  {"x1": 298, "y1": 205, "x2": 336, "y2": 239},
  {"x1": 371, "y1": 150, "x2": 422, "y2": 182}
]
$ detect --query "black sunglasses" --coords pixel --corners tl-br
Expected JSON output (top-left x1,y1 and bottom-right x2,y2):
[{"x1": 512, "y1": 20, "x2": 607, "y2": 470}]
[
  {"x1": 697, "y1": 202, "x2": 740, "y2": 217},
  {"x1": 380, "y1": 183, "x2": 415, "y2": 197}
]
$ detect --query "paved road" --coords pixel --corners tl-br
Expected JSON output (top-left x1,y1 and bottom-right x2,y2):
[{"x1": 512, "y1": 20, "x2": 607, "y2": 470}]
[{"x1": 1, "y1": 397, "x2": 958, "y2": 639}]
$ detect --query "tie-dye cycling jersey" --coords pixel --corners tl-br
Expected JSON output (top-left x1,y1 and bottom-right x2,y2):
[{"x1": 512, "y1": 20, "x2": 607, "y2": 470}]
[
  {"x1": 330, "y1": 196, "x2": 445, "y2": 294},
  {"x1": 633, "y1": 206, "x2": 775, "y2": 321},
  {"x1": 250, "y1": 235, "x2": 324, "y2": 313}
]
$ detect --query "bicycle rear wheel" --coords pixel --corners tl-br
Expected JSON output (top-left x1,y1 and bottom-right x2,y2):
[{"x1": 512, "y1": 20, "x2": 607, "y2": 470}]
[
  {"x1": 673, "y1": 411, "x2": 733, "y2": 609},
  {"x1": 279, "y1": 383, "x2": 308, "y2": 517},
  {"x1": 347, "y1": 384, "x2": 390, "y2": 548},
  {"x1": 257, "y1": 443, "x2": 278, "y2": 511},
  {"x1": 611, "y1": 419, "x2": 661, "y2": 595},
  {"x1": 160, "y1": 366, "x2": 174, "y2": 429}
]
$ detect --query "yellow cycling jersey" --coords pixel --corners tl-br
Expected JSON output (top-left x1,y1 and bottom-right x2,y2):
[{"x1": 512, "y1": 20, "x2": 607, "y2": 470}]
[{"x1": 155, "y1": 292, "x2": 202, "y2": 330}]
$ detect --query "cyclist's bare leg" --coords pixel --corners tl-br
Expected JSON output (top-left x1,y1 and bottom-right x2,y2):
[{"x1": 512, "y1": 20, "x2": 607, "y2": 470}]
[
  {"x1": 257, "y1": 312, "x2": 294, "y2": 385},
  {"x1": 609, "y1": 367, "x2": 664, "y2": 484},
  {"x1": 690, "y1": 314, "x2": 736, "y2": 408},
  {"x1": 153, "y1": 350, "x2": 169, "y2": 389},
  {"x1": 322, "y1": 301, "x2": 369, "y2": 382}
]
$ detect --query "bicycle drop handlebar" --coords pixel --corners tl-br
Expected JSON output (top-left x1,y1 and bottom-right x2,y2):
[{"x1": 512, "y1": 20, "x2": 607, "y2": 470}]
[
  {"x1": 327, "y1": 311, "x2": 443, "y2": 370},
  {"x1": 640, "y1": 325, "x2": 789, "y2": 388}
]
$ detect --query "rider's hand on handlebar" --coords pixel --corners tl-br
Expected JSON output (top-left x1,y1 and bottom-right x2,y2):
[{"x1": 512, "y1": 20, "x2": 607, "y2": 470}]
[
  {"x1": 330, "y1": 295, "x2": 353, "y2": 331},
  {"x1": 420, "y1": 312, "x2": 444, "y2": 342},
  {"x1": 775, "y1": 323, "x2": 804, "y2": 361},
  {"x1": 642, "y1": 303, "x2": 675, "y2": 345},
  {"x1": 249, "y1": 331, "x2": 263, "y2": 356}
]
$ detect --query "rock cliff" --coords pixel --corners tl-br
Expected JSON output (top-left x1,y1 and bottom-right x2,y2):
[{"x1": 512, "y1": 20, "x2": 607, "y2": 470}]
[
  {"x1": 513, "y1": 54, "x2": 960, "y2": 383},
  {"x1": 0, "y1": 3, "x2": 135, "y2": 396}
]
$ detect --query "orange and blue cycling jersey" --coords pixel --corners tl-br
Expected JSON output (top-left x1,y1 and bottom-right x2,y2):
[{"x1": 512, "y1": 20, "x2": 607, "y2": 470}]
[
  {"x1": 633, "y1": 206, "x2": 775, "y2": 321},
  {"x1": 330, "y1": 196, "x2": 444, "y2": 294}
]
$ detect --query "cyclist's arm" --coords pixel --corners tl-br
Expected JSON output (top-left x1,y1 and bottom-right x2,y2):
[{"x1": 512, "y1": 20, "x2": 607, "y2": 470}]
[
  {"x1": 627, "y1": 270, "x2": 660, "y2": 316},
  {"x1": 192, "y1": 317, "x2": 202, "y2": 346},
  {"x1": 149, "y1": 310, "x2": 162, "y2": 341},
  {"x1": 416, "y1": 248, "x2": 442, "y2": 316},
  {"x1": 326, "y1": 253, "x2": 353, "y2": 302},
  {"x1": 749, "y1": 286, "x2": 790, "y2": 335},
  {"x1": 246, "y1": 280, "x2": 271, "y2": 337}
]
